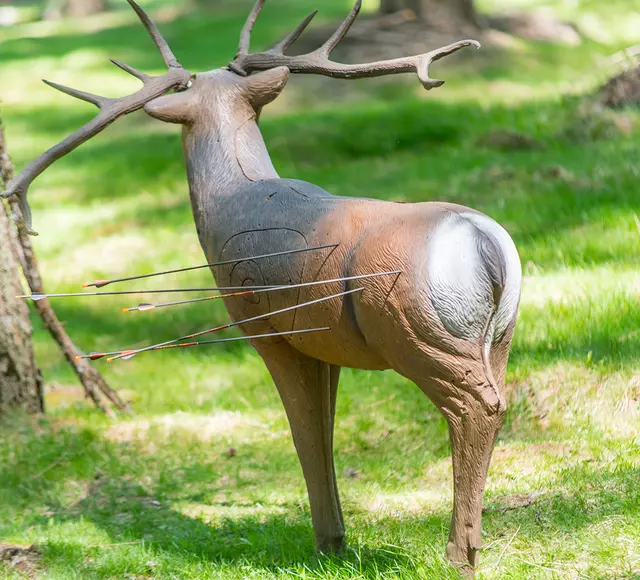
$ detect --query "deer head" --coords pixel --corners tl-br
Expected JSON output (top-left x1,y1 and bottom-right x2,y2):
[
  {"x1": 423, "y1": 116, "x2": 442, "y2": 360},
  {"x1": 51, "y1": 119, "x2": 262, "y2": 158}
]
[{"x1": 1, "y1": 0, "x2": 480, "y2": 235}]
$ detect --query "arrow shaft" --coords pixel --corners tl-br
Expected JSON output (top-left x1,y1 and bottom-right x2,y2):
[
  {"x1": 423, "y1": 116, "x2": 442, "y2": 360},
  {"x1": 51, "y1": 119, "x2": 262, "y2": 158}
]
[
  {"x1": 126, "y1": 271, "x2": 402, "y2": 312},
  {"x1": 85, "y1": 243, "x2": 339, "y2": 287},
  {"x1": 124, "y1": 290, "x2": 254, "y2": 312},
  {"x1": 77, "y1": 328, "x2": 330, "y2": 359},
  {"x1": 18, "y1": 286, "x2": 278, "y2": 300},
  {"x1": 154, "y1": 327, "x2": 331, "y2": 351}
]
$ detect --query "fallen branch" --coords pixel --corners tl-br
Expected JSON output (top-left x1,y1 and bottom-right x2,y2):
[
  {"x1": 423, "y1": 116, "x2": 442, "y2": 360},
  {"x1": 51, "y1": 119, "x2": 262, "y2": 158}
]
[
  {"x1": 0, "y1": 122, "x2": 130, "y2": 415},
  {"x1": 483, "y1": 492, "x2": 543, "y2": 513}
]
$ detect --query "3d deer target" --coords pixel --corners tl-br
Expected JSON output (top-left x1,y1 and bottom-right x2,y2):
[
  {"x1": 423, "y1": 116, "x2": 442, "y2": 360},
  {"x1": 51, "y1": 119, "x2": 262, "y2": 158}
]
[{"x1": 3, "y1": 0, "x2": 522, "y2": 574}]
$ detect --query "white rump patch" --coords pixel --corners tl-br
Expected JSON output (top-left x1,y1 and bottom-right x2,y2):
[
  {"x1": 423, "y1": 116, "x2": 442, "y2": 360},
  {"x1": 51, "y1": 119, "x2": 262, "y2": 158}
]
[
  {"x1": 460, "y1": 212, "x2": 522, "y2": 342},
  {"x1": 428, "y1": 213, "x2": 495, "y2": 340},
  {"x1": 428, "y1": 212, "x2": 521, "y2": 343}
]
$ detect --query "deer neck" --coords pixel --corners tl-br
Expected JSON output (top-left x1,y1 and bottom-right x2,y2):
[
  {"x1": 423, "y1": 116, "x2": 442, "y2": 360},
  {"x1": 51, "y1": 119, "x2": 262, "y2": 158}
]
[{"x1": 182, "y1": 111, "x2": 279, "y2": 224}]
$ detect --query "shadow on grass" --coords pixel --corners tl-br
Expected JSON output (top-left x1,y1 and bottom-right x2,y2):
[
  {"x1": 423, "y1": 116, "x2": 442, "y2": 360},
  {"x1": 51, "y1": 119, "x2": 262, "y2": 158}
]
[
  {"x1": 60, "y1": 481, "x2": 421, "y2": 574},
  {"x1": 483, "y1": 460, "x2": 640, "y2": 537},
  {"x1": 2, "y1": 393, "x2": 639, "y2": 573},
  {"x1": 8, "y1": 430, "x2": 640, "y2": 577},
  {"x1": 1, "y1": 420, "x2": 426, "y2": 574}
]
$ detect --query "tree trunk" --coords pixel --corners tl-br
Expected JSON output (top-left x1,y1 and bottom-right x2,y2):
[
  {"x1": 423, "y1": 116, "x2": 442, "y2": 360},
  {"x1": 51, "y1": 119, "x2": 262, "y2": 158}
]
[
  {"x1": 379, "y1": 0, "x2": 485, "y2": 30},
  {"x1": 0, "y1": 200, "x2": 43, "y2": 415},
  {"x1": 43, "y1": 0, "x2": 107, "y2": 20},
  {"x1": 64, "y1": 0, "x2": 106, "y2": 17},
  {"x1": 380, "y1": 0, "x2": 402, "y2": 14}
]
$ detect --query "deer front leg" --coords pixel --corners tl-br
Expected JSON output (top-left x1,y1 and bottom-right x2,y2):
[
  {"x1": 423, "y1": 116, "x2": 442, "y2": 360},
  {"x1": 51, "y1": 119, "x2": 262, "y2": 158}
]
[{"x1": 253, "y1": 338, "x2": 345, "y2": 553}]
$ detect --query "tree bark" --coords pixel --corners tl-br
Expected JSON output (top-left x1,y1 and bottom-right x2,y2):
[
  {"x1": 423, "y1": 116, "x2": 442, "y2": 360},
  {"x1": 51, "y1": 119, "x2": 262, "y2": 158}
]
[
  {"x1": 0, "y1": 124, "x2": 130, "y2": 415},
  {"x1": 43, "y1": 0, "x2": 107, "y2": 20},
  {"x1": 380, "y1": 0, "x2": 402, "y2": 14},
  {"x1": 0, "y1": 199, "x2": 43, "y2": 415},
  {"x1": 65, "y1": 0, "x2": 106, "y2": 17},
  {"x1": 379, "y1": 0, "x2": 485, "y2": 30}
]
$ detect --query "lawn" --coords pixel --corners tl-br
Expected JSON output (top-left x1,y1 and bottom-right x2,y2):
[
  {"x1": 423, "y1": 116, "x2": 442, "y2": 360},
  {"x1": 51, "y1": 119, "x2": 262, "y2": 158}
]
[{"x1": 1, "y1": 0, "x2": 639, "y2": 578}]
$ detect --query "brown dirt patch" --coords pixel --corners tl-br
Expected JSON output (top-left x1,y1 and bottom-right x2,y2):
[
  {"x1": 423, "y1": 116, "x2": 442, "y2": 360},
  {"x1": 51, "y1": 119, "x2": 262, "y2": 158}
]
[
  {"x1": 483, "y1": 492, "x2": 544, "y2": 513},
  {"x1": 0, "y1": 544, "x2": 41, "y2": 579},
  {"x1": 597, "y1": 65, "x2": 640, "y2": 108}
]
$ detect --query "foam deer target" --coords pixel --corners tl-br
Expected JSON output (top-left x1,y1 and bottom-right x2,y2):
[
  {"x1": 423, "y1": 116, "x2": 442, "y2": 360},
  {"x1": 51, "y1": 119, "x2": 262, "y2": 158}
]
[{"x1": 3, "y1": 0, "x2": 522, "y2": 574}]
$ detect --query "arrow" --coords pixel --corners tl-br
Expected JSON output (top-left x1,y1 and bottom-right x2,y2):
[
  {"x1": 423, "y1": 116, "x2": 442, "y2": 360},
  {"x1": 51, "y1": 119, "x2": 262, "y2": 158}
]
[
  {"x1": 82, "y1": 243, "x2": 340, "y2": 288},
  {"x1": 123, "y1": 271, "x2": 401, "y2": 313},
  {"x1": 16, "y1": 285, "x2": 279, "y2": 301},
  {"x1": 75, "y1": 327, "x2": 330, "y2": 361}
]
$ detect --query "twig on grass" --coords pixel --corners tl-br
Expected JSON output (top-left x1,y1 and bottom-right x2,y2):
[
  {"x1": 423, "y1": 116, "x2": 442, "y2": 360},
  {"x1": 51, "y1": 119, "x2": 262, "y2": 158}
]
[
  {"x1": 88, "y1": 540, "x2": 145, "y2": 549},
  {"x1": 28, "y1": 450, "x2": 72, "y2": 481},
  {"x1": 494, "y1": 525, "x2": 520, "y2": 569}
]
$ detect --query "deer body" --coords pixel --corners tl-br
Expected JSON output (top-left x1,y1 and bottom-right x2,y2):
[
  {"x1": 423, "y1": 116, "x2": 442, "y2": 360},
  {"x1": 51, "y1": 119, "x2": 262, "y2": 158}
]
[
  {"x1": 173, "y1": 69, "x2": 521, "y2": 376},
  {"x1": 175, "y1": 89, "x2": 522, "y2": 565},
  {"x1": 5, "y1": 3, "x2": 523, "y2": 574}
]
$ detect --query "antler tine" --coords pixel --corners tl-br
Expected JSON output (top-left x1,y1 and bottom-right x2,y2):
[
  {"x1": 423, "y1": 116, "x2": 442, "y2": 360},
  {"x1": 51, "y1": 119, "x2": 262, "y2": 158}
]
[
  {"x1": 126, "y1": 0, "x2": 182, "y2": 69},
  {"x1": 229, "y1": 1, "x2": 480, "y2": 92},
  {"x1": 1, "y1": 0, "x2": 190, "y2": 235},
  {"x1": 110, "y1": 59, "x2": 151, "y2": 83},
  {"x1": 319, "y1": 0, "x2": 361, "y2": 56},
  {"x1": 271, "y1": 10, "x2": 318, "y2": 55},
  {"x1": 237, "y1": 0, "x2": 266, "y2": 57},
  {"x1": 43, "y1": 80, "x2": 110, "y2": 109}
]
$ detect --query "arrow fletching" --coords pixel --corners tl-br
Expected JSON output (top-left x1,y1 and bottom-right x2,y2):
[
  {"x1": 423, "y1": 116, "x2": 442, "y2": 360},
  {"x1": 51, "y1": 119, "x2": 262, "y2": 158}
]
[
  {"x1": 123, "y1": 303, "x2": 156, "y2": 313},
  {"x1": 75, "y1": 352, "x2": 108, "y2": 361},
  {"x1": 108, "y1": 349, "x2": 138, "y2": 363},
  {"x1": 83, "y1": 279, "x2": 110, "y2": 289}
]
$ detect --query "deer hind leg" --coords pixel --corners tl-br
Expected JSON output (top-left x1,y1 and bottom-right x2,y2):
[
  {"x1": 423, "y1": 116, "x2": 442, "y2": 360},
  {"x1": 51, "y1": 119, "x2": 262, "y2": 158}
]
[
  {"x1": 252, "y1": 339, "x2": 345, "y2": 553},
  {"x1": 409, "y1": 357, "x2": 506, "y2": 575}
]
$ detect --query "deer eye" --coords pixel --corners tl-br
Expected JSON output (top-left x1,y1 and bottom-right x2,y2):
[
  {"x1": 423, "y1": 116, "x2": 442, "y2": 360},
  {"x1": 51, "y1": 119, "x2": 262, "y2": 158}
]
[{"x1": 175, "y1": 75, "x2": 195, "y2": 93}]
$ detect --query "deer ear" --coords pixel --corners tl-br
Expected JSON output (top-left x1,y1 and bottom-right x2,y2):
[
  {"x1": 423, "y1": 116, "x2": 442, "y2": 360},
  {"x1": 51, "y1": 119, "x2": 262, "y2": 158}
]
[
  {"x1": 244, "y1": 67, "x2": 290, "y2": 109},
  {"x1": 144, "y1": 89, "x2": 197, "y2": 125}
]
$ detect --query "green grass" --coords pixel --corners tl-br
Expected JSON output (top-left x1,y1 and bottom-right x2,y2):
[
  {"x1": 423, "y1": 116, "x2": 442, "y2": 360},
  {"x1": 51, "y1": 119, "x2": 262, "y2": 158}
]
[{"x1": 1, "y1": 0, "x2": 639, "y2": 578}]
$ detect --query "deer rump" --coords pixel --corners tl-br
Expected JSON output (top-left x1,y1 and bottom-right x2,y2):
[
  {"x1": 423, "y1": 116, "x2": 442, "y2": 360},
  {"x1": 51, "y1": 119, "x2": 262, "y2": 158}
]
[{"x1": 201, "y1": 178, "x2": 521, "y2": 372}]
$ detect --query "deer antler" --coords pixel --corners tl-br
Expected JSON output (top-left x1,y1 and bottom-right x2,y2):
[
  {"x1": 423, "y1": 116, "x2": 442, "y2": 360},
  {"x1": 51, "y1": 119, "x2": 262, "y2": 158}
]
[
  {"x1": 229, "y1": 0, "x2": 480, "y2": 89},
  {"x1": 1, "y1": 0, "x2": 191, "y2": 236}
]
